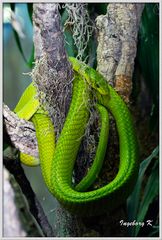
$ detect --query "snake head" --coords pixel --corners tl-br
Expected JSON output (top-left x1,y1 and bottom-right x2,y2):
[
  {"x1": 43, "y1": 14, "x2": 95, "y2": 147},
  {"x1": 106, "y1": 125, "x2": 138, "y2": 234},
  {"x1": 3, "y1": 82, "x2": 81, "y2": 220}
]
[
  {"x1": 84, "y1": 67, "x2": 110, "y2": 96},
  {"x1": 69, "y1": 56, "x2": 110, "y2": 96}
]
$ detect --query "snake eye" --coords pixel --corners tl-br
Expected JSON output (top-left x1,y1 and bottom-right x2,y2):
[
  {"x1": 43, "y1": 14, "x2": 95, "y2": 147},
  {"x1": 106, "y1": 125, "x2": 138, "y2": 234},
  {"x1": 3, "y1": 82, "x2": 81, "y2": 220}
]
[{"x1": 96, "y1": 83, "x2": 100, "y2": 88}]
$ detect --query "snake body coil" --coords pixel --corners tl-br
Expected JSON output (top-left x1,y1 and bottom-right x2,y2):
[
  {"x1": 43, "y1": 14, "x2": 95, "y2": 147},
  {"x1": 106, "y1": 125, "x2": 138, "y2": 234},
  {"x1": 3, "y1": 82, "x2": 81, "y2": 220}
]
[{"x1": 15, "y1": 58, "x2": 139, "y2": 216}]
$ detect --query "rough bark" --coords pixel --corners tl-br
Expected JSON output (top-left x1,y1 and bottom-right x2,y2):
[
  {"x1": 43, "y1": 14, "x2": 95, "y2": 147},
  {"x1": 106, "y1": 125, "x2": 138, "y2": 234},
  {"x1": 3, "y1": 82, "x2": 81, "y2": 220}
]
[
  {"x1": 4, "y1": 156, "x2": 55, "y2": 237},
  {"x1": 3, "y1": 104, "x2": 38, "y2": 157},
  {"x1": 3, "y1": 168, "x2": 27, "y2": 237},
  {"x1": 96, "y1": 3, "x2": 144, "y2": 102},
  {"x1": 32, "y1": 3, "x2": 73, "y2": 140}
]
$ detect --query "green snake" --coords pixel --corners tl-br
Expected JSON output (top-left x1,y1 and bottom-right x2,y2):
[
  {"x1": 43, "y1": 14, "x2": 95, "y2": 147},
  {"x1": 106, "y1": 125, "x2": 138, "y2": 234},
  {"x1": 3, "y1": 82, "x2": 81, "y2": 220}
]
[{"x1": 14, "y1": 57, "x2": 139, "y2": 216}]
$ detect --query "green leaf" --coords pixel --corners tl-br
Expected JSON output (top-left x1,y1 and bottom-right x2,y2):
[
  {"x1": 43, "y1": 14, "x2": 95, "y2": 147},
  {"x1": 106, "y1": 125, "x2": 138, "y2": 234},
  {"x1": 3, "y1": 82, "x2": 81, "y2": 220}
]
[
  {"x1": 3, "y1": 143, "x2": 9, "y2": 151},
  {"x1": 27, "y1": 3, "x2": 33, "y2": 24},
  {"x1": 135, "y1": 159, "x2": 159, "y2": 236},
  {"x1": 28, "y1": 45, "x2": 35, "y2": 68},
  {"x1": 137, "y1": 3, "x2": 159, "y2": 131},
  {"x1": 127, "y1": 146, "x2": 159, "y2": 236},
  {"x1": 13, "y1": 28, "x2": 28, "y2": 64},
  {"x1": 10, "y1": 4, "x2": 34, "y2": 69},
  {"x1": 13, "y1": 29, "x2": 34, "y2": 68},
  {"x1": 148, "y1": 225, "x2": 159, "y2": 237}
]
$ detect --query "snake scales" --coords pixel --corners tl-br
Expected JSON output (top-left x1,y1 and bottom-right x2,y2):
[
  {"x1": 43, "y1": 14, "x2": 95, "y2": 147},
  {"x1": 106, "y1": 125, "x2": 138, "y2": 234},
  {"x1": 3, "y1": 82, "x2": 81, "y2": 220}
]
[{"x1": 14, "y1": 57, "x2": 139, "y2": 216}]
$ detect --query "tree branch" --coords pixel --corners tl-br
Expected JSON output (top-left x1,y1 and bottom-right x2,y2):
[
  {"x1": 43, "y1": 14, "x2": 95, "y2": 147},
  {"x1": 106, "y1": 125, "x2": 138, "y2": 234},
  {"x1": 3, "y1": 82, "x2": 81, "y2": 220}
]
[
  {"x1": 4, "y1": 156, "x2": 55, "y2": 237},
  {"x1": 96, "y1": 3, "x2": 144, "y2": 102},
  {"x1": 32, "y1": 3, "x2": 73, "y2": 139},
  {"x1": 3, "y1": 103, "x2": 38, "y2": 157}
]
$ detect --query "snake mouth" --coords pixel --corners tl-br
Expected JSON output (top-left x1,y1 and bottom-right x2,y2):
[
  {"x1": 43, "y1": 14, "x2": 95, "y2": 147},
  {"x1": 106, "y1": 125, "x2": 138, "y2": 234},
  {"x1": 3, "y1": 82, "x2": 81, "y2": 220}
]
[{"x1": 97, "y1": 87, "x2": 109, "y2": 96}]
